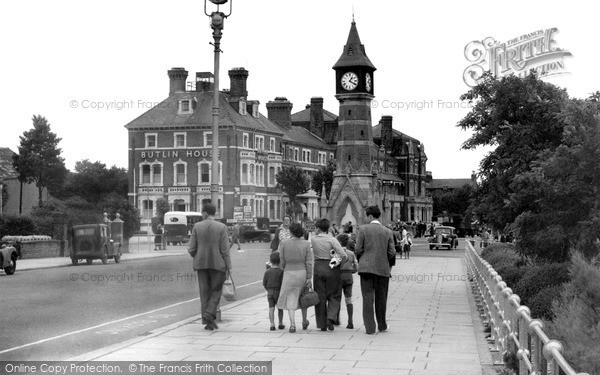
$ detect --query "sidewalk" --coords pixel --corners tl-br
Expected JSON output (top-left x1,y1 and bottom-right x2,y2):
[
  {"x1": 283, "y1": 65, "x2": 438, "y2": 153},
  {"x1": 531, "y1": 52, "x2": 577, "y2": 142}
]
[{"x1": 69, "y1": 253, "x2": 496, "y2": 375}]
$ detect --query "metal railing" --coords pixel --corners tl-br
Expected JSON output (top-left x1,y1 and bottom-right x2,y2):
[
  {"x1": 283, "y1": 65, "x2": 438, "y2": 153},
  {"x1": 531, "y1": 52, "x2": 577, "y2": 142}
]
[{"x1": 464, "y1": 241, "x2": 589, "y2": 375}]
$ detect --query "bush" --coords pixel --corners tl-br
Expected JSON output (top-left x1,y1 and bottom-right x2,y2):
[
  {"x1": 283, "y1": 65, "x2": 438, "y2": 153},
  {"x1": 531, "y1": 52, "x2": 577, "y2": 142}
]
[
  {"x1": 547, "y1": 252, "x2": 600, "y2": 374},
  {"x1": 527, "y1": 284, "x2": 563, "y2": 321},
  {"x1": 0, "y1": 214, "x2": 37, "y2": 237},
  {"x1": 496, "y1": 265, "x2": 529, "y2": 287},
  {"x1": 513, "y1": 262, "x2": 570, "y2": 307}
]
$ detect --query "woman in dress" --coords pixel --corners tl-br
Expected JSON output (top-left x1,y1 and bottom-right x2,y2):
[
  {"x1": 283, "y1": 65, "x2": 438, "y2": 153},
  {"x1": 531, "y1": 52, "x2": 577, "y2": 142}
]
[
  {"x1": 276, "y1": 222, "x2": 314, "y2": 332},
  {"x1": 270, "y1": 215, "x2": 292, "y2": 252}
]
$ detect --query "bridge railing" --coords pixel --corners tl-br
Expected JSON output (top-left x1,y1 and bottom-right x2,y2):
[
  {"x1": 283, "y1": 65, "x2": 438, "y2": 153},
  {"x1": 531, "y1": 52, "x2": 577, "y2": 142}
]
[{"x1": 464, "y1": 241, "x2": 589, "y2": 375}]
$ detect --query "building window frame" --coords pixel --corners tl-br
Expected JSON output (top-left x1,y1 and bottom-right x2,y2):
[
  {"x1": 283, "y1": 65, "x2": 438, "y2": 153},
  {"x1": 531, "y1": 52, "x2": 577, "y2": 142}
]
[
  {"x1": 204, "y1": 131, "x2": 213, "y2": 147},
  {"x1": 145, "y1": 133, "x2": 157, "y2": 149},
  {"x1": 174, "y1": 161, "x2": 187, "y2": 185},
  {"x1": 174, "y1": 132, "x2": 187, "y2": 148},
  {"x1": 242, "y1": 133, "x2": 249, "y2": 149}
]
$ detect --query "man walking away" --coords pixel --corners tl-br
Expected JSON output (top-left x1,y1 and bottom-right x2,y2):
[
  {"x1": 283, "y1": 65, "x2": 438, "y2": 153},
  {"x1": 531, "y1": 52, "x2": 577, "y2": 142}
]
[
  {"x1": 188, "y1": 203, "x2": 231, "y2": 330},
  {"x1": 355, "y1": 205, "x2": 396, "y2": 335}
]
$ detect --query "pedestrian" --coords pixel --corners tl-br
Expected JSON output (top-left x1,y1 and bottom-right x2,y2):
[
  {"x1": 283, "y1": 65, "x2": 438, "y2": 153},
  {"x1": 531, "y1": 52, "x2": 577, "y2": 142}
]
[
  {"x1": 229, "y1": 223, "x2": 241, "y2": 251},
  {"x1": 263, "y1": 252, "x2": 286, "y2": 331},
  {"x1": 270, "y1": 215, "x2": 292, "y2": 253},
  {"x1": 276, "y1": 222, "x2": 313, "y2": 333},
  {"x1": 336, "y1": 233, "x2": 358, "y2": 329},
  {"x1": 311, "y1": 218, "x2": 347, "y2": 331},
  {"x1": 355, "y1": 205, "x2": 396, "y2": 334},
  {"x1": 154, "y1": 224, "x2": 163, "y2": 251},
  {"x1": 187, "y1": 203, "x2": 231, "y2": 330},
  {"x1": 402, "y1": 229, "x2": 412, "y2": 259}
]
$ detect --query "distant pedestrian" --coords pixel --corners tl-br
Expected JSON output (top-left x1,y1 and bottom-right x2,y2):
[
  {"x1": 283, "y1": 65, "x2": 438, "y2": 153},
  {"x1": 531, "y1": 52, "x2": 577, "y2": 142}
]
[
  {"x1": 276, "y1": 223, "x2": 313, "y2": 333},
  {"x1": 187, "y1": 203, "x2": 231, "y2": 330},
  {"x1": 154, "y1": 224, "x2": 163, "y2": 251},
  {"x1": 229, "y1": 223, "x2": 241, "y2": 251},
  {"x1": 263, "y1": 252, "x2": 286, "y2": 331},
  {"x1": 355, "y1": 205, "x2": 395, "y2": 334}
]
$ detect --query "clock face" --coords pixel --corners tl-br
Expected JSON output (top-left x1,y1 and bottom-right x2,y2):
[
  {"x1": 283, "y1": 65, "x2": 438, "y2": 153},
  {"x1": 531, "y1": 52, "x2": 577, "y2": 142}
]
[
  {"x1": 365, "y1": 73, "x2": 372, "y2": 92},
  {"x1": 341, "y1": 72, "x2": 358, "y2": 91}
]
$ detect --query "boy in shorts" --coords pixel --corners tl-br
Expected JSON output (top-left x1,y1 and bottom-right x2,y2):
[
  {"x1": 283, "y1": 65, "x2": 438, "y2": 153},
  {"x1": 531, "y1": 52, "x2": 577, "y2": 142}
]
[
  {"x1": 336, "y1": 233, "x2": 358, "y2": 329},
  {"x1": 262, "y1": 252, "x2": 285, "y2": 330}
]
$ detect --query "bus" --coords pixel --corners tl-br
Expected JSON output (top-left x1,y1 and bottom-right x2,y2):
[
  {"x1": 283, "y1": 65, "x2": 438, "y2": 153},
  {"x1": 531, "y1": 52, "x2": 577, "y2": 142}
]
[{"x1": 163, "y1": 211, "x2": 203, "y2": 245}]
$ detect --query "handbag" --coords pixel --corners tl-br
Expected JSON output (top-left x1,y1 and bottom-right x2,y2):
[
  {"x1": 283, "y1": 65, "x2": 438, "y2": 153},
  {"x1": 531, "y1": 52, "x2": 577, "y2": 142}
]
[
  {"x1": 299, "y1": 285, "x2": 320, "y2": 308},
  {"x1": 222, "y1": 270, "x2": 236, "y2": 301}
]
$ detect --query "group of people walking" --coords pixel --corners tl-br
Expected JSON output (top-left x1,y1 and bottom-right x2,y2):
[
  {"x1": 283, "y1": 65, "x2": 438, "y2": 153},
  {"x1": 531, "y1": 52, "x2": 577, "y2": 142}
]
[{"x1": 186, "y1": 203, "x2": 397, "y2": 335}]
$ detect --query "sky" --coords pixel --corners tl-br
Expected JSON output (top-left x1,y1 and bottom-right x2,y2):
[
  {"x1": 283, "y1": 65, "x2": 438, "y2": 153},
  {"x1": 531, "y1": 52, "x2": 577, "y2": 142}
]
[{"x1": 1, "y1": 0, "x2": 597, "y2": 179}]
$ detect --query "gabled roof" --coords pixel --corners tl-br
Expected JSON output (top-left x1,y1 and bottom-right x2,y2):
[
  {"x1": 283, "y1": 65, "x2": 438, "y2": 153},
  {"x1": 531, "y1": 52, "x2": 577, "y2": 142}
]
[
  {"x1": 371, "y1": 123, "x2": 420, "y2": 143},
  {"x1": 429, "y1": 179, "x2": 474, "y2": 189},
  {"x1": 0, "y1": 148, "x2": 17, "y2": 179},
  {"x1": 290, "y1": 107, "x2": 338, "y2": 123},
  {"x1": 332, "y1": 21, "x2": 376, "y2": 70},
  {"x1": 125, "y1": 91, "x2": 284, "y2": 136},
  {"x1": 282, "y1": 126, "x2": 334, "y2": 150}
]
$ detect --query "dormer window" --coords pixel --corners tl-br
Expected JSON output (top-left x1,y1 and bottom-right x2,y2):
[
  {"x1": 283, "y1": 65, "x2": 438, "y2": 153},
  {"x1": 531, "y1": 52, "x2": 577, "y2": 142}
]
[
  {"x1": 238, "y1": 100, "x2": 247, "y2": 115},
  {"x1": 179, "y1": 99, "x2": 193, "y2": 114},
  {"x1": 252, "y1": 102, "x2": 259, "y2": 118}
]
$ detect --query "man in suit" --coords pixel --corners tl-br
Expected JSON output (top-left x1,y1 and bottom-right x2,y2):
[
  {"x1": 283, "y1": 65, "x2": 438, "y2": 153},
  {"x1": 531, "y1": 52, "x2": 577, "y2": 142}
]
[
  {"x1": 355, "y1": 205, "x2": 396, "y2": 334},
  {"x1": 188, "y1": 203, "x2": 231, "y2": 330}
]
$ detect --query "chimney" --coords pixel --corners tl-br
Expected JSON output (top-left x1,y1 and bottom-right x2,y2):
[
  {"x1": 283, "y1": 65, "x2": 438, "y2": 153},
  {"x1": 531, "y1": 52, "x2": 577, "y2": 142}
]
[
  {"x1": 266, "y1": 97, "x2": 293, "y2": 130},
  {"x1": 196, "y1": 72, "x2": 214, "y2": 92},
  {"x1": 168, "y1": 67, "x2": 188, "y2": 94},
  {"x1": 381, "y1": 115, "x2": 393, "y2": 151},
  {"x1": 310, "y1": 97, "x2": 324, "y2": 138},
  {"x1": 228, "y1": 67, "x2": 249, "y2": 99}
]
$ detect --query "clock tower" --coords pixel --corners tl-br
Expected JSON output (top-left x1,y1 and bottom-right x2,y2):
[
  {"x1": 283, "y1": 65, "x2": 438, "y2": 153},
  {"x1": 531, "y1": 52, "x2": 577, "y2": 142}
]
[{"x1": 326, "y1": 20, "x2": 381, "y2": 226}]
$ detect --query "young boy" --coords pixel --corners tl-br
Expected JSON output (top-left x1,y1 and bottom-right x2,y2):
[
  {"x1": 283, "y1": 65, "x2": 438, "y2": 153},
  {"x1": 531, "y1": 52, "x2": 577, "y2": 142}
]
[
  {"x1": 262, "y1": 252, "x2": 285, "y2": 331},
  {"x1": 336, "y1": 233, "x2": 358, "y2": 329}
]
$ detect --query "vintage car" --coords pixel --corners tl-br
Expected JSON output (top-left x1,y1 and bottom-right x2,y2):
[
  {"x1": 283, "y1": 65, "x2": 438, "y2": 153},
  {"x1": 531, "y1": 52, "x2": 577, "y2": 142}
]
[
  {"x1": 428, "y1": 226, "x2": 459, "y2": 250},
  {"x1": 71, "y1": 223, "x2": 123, "y2": 265},
  {"x1": 239, "y1": 225, "x2": 272, "y2": 243},
  {"x1": 0, "y1": 243, "x2": 19, "y2": 275}
]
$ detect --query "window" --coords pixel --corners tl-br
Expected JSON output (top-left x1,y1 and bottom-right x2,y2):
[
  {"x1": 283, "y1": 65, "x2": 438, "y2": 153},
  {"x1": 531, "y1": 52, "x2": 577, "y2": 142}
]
[
  {"x1": 175, "y1": 163, "x2": 186, "y2": 184},
  {"x1": 255, "y1": 136, "x2": 264, "y2": 151},
  {"x1": 200, "y1": 163, "x2": 210, "y2": 183},
  {"x1": 318, "y1": 152, "x2": 326, "y2": 165},
  {"x1": 242, "y1": 133, "x2": 249, "y2": 148},
  {"x1": 269, "y1": 138, "x2": 275, "y2": 152},
  {"x1": 250, "y1": 164, "x2": 255, "y2": 184},
  {"x1": 269, "y1": 166, "x2": 275, "y2": 186},
  {"x1": 294, "y1": 148, "x2": 299, "y2": 161},
  {"x1": 153, "y1": 164, "x2": 162, "y2": 184},
  {"x1": 174, "y1": 133, "x2": 186, "y2": 148},
  {"x1": 142, "y1": 199, "x2": 153, "y2": 220},
  {"x1": 204, "y1": 132, "x2": 213, "y2": 147},
  {"x1": 302, "y1": 149, "x2": 311, "y2": 163},
  {"x1": 252, "y1": 102, "x2": 259, "y2": 118},
  {"x1": 145, "y1": 133, "x2": 157, "y2": 148},
  {"x1": 141, "y1": 163, "x2": 162, "y2": 185},
  {"x1": 142, "y1": 165, "x2": 151, "y2": 184},
  {"x1": 179, "y1": 99, "x2": 193, "y2": 114},
  {"x1": 238, "y1": 101, "x2": 247, "y2": 115},
  {"x1": 242, "y1": 164, "x2": 248, "y2": 184}
]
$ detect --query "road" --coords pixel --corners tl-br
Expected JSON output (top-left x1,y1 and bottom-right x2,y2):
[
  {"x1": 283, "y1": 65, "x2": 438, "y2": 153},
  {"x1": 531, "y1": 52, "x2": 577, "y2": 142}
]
[{"x1": 0, "y1": 242, "x2": 272, "y2": 360}]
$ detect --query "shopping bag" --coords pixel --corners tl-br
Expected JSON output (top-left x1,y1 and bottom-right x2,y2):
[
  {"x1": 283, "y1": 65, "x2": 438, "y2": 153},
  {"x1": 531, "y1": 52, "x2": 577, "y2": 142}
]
[
  {"x1": 222, "y1": 271, "x2": 236, "y2": 301},
  {"x1": 299, "y1": 285, "x2": 320, "y2": 308}
]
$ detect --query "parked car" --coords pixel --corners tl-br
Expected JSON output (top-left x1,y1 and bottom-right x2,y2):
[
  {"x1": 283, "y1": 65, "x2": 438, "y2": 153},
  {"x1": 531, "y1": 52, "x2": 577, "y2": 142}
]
[
  {"x1": 0, "y1": 243, "x2": 19, "y2": 275},
  {"x1": 239, "y1": 225, "x2": 272, "y2": 243},
  {"x1": 71, "y1": 223, "x2": 123, "y2": 265},
  {"x1": 428, "y1": 226, "x2": 458, "y2": 250}
]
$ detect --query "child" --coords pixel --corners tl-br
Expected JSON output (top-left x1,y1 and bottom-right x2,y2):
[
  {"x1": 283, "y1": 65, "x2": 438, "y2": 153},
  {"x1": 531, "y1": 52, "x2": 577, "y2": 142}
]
[
  {"x1": 336, "y1": 233, "x2": 358, "y2": 329},
  {"x1": 262, "y1": 252, "x2": 285, "y2": 331}
]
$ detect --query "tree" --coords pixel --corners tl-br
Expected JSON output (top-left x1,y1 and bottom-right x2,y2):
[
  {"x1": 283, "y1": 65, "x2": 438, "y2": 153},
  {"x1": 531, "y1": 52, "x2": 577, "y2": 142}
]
[
  {"x1": 275, "y1": 165, "x2": 310, "y2": 221},
  {"x1": 99, "y1": 193, "x2": 141, "y2": 240},
  {"x1": 13, "y1": 115, "x2": 67, "y2": 206},
  {"x1": 458, "y1": 72, "x2": 569, "y2": 231},
  {"x1": 58, "y1": 159, "x2": 128, "y2": 203},
  {"x1": 311, "y1": 159, "x2": 335, "y2": 200},
  {"x1": 511, "y1": 96, "x2": 600, "y2": 261}
]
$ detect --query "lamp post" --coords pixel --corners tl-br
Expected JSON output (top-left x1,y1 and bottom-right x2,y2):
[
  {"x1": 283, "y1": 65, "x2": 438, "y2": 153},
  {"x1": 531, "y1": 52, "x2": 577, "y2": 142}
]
[{"x1": 204, "y1": 0, "x2": 232, "y2": 217}]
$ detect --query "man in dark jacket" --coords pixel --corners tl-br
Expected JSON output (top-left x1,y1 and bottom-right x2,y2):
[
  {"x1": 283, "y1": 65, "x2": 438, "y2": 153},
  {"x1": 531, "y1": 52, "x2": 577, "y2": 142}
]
[
  {"x1": 355, "y1": 205, "x2": 396, "y2": 334},
  {"x1": 188, "y1": 203, "x2": 231, "y2": 330}
]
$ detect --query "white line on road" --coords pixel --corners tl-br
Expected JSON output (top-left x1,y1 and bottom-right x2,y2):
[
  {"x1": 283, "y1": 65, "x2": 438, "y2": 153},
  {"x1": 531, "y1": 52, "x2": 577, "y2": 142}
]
[{"x1": 0, "y1": 279, "x2": 262, "y2": 355}]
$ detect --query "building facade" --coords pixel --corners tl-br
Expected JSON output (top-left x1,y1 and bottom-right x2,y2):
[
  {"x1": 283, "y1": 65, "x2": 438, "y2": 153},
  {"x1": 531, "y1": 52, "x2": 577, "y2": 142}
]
[{"x1": 125, "y1": 21, "x2": 432, "y2": 226}]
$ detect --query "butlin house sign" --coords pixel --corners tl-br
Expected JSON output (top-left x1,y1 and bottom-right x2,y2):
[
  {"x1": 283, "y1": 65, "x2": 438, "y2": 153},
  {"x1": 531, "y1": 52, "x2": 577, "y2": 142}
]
[
  {"x1": 463, "y1": 27, "x2": 572, "y2": 87},
  {"x1": 140, "y1": 149, "x2": 215, "y2": 159}
]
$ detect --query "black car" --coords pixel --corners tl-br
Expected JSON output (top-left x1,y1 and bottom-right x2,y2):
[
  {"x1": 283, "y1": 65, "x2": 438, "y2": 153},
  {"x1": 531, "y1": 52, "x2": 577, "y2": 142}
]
[{"x1": 239, "y1": 225, "x2": 272, "y2": 243}]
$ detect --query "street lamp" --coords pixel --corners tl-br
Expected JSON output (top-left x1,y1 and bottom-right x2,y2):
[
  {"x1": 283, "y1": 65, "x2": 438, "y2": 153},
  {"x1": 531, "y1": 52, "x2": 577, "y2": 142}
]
[{"x1": 204, "y1": 0, "x2": 232, "y2": 217}]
